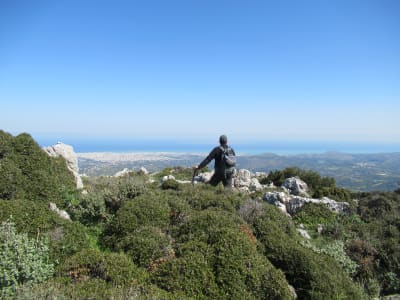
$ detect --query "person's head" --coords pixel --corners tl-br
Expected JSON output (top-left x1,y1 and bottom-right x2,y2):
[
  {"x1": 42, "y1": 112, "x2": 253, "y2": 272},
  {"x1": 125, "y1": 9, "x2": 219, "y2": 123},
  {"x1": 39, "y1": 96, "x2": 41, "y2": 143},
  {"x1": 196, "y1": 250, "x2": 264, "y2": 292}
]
[{"x1": 219, "y1": 134, "x2": 228, "y2": 146}]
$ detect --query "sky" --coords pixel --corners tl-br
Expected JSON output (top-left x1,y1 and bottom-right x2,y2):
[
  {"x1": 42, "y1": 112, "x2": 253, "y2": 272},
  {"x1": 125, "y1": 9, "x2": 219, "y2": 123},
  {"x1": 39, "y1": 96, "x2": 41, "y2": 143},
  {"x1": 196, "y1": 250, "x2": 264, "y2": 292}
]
[{"x1": 0, "y1": 0, "x2": 399, "y2": 146}]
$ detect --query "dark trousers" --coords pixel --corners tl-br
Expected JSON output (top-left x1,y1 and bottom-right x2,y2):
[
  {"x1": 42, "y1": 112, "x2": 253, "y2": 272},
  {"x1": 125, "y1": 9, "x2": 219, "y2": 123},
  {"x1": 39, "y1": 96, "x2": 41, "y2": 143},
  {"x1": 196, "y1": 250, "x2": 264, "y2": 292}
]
[{"x1": 208, "y1": 170, "x2": 233, "y2": 188}]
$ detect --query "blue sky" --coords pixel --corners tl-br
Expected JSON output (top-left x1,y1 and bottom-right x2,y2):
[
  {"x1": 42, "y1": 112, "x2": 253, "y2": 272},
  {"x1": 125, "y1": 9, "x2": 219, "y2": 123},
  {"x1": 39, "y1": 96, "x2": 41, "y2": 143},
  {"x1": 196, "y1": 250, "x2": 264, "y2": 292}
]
[{"x1": 1, "y1": 0, "x2": 399, "y2": 145}]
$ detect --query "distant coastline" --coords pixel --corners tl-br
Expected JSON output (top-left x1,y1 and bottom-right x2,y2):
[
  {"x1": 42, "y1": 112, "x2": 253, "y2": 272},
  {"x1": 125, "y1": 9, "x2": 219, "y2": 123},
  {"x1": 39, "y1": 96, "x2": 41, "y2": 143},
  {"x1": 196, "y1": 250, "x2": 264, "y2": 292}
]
[{"x1": 36, "y1": 137, "x2": 400, "y2": 155}]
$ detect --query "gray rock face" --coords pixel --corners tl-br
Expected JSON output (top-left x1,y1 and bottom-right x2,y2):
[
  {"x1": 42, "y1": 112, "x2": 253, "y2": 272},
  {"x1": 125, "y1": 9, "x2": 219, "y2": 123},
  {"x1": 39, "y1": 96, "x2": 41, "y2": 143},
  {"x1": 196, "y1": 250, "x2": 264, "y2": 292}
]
[
  {"x1": 282, "y1": 177, "x2": 309, "y2": 197},
  {"x1": 43, "y1": 142, "x2": 83, "y2": 189}
]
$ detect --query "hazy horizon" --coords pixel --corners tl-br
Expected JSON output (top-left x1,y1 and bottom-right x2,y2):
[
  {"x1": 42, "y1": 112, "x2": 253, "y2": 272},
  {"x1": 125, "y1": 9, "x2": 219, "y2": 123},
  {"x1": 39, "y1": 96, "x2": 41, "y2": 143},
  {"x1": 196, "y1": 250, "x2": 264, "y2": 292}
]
[{"x1": 33, "y1": 134, "x2": 400, "y2": 155}]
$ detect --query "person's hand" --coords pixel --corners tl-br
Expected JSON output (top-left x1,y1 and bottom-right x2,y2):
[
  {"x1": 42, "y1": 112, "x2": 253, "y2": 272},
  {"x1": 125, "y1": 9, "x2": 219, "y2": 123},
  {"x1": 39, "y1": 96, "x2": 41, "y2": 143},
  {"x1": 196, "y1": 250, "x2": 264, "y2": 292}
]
[{"x1": 193, "y1": 165, "x2": 199, "y2": 170}]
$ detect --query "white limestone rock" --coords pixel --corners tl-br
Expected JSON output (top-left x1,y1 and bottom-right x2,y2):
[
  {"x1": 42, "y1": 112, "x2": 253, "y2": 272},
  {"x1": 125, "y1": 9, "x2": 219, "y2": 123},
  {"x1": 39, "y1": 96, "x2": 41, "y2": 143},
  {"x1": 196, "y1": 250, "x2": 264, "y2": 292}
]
[
  {"x1": 43, "y1": 142, "x2": 83, "y2": 189},
  {"x1": 139, "y1": 167, "x2": 149, "y2": 175},
  {"x1": 162, "y1": 175, "x2": 176, "y2": 182},
  {"x1": 297, "y1": 228, "x2": 311, "y2": 239},
  {"x1": 249, "y1": 178, "x2": 263, "y2": 192},
  {"x1": 49, "y1": 202, "x2": 71, "y2": 221},
  {"x1": 235, "y1": 169, "x2": 252, "y2": 188},
  {"x1": 114, "y1": 168, "x2": 130, "y2": 177}
]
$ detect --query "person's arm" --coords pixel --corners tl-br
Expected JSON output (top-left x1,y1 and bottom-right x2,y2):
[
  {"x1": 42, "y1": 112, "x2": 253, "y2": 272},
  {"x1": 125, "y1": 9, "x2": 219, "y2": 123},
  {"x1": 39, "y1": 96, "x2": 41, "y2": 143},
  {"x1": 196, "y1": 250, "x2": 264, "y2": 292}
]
[{"x1": 197, "y1": 147, "x2": 219, "y2": 169}]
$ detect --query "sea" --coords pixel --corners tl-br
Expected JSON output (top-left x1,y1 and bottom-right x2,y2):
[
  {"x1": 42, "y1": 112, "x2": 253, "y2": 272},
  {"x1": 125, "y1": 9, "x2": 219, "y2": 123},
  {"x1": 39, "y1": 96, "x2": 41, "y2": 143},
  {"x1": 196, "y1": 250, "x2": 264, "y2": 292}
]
[{"x1": 35, "y1": 137, "x2": 400, "y2": 155}]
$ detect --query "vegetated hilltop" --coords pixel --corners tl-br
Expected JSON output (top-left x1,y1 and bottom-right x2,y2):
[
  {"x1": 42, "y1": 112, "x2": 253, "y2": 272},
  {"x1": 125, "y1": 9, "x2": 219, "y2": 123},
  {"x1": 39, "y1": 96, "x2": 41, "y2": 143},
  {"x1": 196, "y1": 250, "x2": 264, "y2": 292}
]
[
  {"x1": 1, "y1": 130, "x2": 399, "y2": 299},
  {"x1": 78, "y1": 151, "x2": 400, "y2": 192}
]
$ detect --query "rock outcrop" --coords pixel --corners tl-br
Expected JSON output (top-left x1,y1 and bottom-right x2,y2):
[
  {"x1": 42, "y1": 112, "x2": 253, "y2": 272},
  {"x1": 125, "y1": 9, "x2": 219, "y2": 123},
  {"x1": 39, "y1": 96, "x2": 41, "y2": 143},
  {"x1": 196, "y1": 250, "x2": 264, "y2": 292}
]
[
  {"x1": 43, "y1": 142, "x2": 83, "y2": 189},
  {"x1": 264, "y1": 191, "x2": 349, "y2": 215}
]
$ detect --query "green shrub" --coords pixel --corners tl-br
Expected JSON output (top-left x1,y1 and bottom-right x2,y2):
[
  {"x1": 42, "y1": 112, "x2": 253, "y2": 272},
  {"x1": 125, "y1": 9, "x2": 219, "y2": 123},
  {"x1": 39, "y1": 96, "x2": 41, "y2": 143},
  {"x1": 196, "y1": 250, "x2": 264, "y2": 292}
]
[
  {"x1": 60, "y1": 248, "x2": 142, "y2": 285},
  {"x1": 253, "y1": 206, "x2": 364, "y2": 299},
  {"x1": 0, "y1": 199, "x2": 91, "y2": 264},
  {"x1": 293, "y1": 203, "x2": 337, "y2": 230},
  {"x1": 69, "y1": 190, "x2": 109, "y2": 225},
  {"x1": 16, "y1": 278, "x2": 179, "y2": 300},
  {"x1": 183, "y1": 184, "x2": 245, "y2": 212},
  {"x1": 117, "y1": 226, "x2": 172, "y2": 268},
  {"x1": 167, "y1": 195, "x2": 192, "y2": 226},
  {"x1": 104, "y1": 175, "x2": 147, "y2": 213},
  {"x1": 101, "y1": 192, "x2": 170, "y2": 249},
  {"x1": 0, "y1": 220, "x2": 54, "y2": 298},
  {"x1": 175, "y1": 208, "x2": 242, "y2": 243},
  {"x1": 152, "y1": 252, "x2": 219, "y2": 298},
  {"x1": 0, "y1": 131, "x2": 76, "y2": 203},
  {"x1": 170, "y1": 207, "x2": 293, "y2": 299},
  {"x1": 162, "y1": 179, "x2": 181, "y2": 190},
  {"x1": 303, "y1": 240, "x2": 358, "y2": 276}
]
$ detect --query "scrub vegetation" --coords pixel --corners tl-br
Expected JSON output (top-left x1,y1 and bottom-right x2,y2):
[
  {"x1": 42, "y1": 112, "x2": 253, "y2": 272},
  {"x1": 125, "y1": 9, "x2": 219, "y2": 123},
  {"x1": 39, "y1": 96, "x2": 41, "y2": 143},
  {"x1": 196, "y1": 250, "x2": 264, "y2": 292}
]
[{"x1": 1, "y1": 130, "x2": 399, "y2": 299}]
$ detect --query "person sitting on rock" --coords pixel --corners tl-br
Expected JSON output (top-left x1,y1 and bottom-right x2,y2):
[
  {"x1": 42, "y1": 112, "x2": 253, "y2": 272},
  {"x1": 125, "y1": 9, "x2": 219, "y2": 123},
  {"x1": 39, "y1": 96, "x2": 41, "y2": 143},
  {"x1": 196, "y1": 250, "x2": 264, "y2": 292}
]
[{"x1": 194, "y1": 134, "x2": 236, "y2": 188}]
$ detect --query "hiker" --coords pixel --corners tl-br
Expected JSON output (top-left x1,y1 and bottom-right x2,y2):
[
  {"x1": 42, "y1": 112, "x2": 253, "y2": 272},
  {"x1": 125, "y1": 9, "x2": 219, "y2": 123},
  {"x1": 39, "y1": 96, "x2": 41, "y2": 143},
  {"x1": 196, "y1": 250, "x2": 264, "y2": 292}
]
[{"x1": 194, "y1": 135, "x2": 236, "y2": 188}]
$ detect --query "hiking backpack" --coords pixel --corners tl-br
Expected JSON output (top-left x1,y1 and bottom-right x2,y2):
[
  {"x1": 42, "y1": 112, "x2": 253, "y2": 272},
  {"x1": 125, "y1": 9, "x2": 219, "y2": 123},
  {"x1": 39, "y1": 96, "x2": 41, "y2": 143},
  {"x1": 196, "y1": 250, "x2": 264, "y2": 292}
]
[{"x1": 220, "y1": 146, "x2": 236, "y2": 168}]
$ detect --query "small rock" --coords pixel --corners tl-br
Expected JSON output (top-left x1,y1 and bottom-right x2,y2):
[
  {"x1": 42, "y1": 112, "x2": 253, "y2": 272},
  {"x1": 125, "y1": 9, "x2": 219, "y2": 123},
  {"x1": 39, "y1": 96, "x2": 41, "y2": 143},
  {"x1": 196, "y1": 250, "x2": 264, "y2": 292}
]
[
  {"x1": 297, "y1": 228, "x2": 311, "y2": 239},
  {"x1": 48, "y1": 202, "x2": 71, "y2": 221}
]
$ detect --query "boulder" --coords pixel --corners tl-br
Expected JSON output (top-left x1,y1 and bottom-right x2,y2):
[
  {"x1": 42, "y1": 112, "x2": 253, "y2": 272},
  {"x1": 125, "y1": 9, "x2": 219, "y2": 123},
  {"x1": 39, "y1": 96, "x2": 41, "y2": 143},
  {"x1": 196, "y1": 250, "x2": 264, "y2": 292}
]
[
  {"x1": 43, "y1": 142, "x2": 83, "y2": 189},
  {"x1": 281, "y1": 177, "x2": 309, "y2": 197}
]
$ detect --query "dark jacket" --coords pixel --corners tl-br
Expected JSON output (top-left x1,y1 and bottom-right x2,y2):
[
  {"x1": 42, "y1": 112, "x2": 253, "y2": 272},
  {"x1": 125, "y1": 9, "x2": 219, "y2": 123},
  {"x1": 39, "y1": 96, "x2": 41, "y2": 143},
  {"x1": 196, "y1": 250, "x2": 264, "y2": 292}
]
[{"x1": 198, "y1": 145, "x2": 236, "y2": 172}]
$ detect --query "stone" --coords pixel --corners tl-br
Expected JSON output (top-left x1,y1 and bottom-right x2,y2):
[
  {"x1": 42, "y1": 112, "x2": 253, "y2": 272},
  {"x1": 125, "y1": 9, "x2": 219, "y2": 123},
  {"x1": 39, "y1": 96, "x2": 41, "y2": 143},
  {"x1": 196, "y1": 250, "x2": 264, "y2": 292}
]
[
  {"x1": 297, "y1": 228, "x2": 311, "y2": 239},
  {"x1": 281, "y1": 177, "x2": 309, "y2": 197},
  {"x1": 48, "y1": 202, "x2": 71, "y2": 221},
  {"x1": 139, "y1": 167, "x2": 149, "y2": 175},
  {"x1": 162, "y1": 175, "x2": 176, "y2": 182},
  {"x1": 235, "y1": 169, "x2": 252, "y2": 188},
  {"x1": 249, "y1": 178, "x2": 263, "y2": 191},
  {"x1": 114, "y1": 168, "x2": 130, "y2": 177},
  {"x1": 194, "y1": 171, "x2": 213, "y2": 183},
  {"x1": 43, "y1": 142, "x2": 83, "y2": 189}
]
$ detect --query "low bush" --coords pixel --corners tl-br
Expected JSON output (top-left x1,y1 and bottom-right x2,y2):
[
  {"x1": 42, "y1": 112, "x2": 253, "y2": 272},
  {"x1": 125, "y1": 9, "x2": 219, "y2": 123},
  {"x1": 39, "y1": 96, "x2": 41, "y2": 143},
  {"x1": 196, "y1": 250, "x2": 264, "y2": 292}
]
[
  {"x1": 0, "y1": 199, "x2": 91, "y2": 264},
  {"x1": 117, "y1": 226, "x2": 172, "y2": 268},
  {"x1": 0, "y1": 131, "x2": 76, "y2": 203},
  {"x1": 60, "y1": 248, "x2": 142, "y2": 285},
  {"x1": 161, "y1": 179, "x2": 181, "y2": 190},
  {"x1": 0, "y1": 220, "x2": 54, "y2": 298},
  {"x1": 16, "y1": 279, "x2": 178, "y2": 300},
  {"x1": 101, "y1": 192, "x2": 170, "y2": 249},
  {"x1": 293, "y1": 203, "x2": 337, "y2": 230},
  {"x1": 253, "y1": 204, "x2": 365, "y2": 299}
]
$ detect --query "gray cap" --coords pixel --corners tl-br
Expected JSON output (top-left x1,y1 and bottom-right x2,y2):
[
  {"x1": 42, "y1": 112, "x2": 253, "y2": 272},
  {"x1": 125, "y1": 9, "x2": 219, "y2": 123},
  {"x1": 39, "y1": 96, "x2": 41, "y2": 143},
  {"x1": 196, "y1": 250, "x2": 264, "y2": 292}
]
[{"x1": 219, "y1": 135, "x2": 228, "y2": 145}]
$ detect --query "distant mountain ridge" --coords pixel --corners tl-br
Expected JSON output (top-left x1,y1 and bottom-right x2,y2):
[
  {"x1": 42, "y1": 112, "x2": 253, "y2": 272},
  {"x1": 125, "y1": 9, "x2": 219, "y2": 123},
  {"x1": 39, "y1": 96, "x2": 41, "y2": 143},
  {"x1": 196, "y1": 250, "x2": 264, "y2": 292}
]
[{"x1": 78, "y1": 151, "x2": 400, "y2": 192}]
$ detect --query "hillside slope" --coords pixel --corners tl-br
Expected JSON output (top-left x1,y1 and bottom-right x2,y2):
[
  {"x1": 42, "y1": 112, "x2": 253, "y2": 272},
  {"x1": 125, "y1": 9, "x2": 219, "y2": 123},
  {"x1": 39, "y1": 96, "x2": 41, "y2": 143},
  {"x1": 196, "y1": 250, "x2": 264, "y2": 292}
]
[{"x1": 1, "y1": 131, "x2": 399, "y2": 299}]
